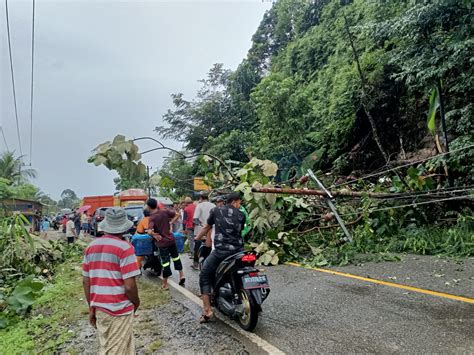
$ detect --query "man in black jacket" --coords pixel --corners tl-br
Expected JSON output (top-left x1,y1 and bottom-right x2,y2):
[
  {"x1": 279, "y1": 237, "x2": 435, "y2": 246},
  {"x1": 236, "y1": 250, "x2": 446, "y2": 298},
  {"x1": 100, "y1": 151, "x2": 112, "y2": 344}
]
[{"x1": 194, "y1": 192, "x2": 245, "y2": 323}]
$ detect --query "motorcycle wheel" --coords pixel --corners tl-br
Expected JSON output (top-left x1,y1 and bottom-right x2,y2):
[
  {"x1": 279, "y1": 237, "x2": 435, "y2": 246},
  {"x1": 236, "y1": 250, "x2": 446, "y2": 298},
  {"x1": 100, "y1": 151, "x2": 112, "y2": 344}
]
[{"x1": 237, "y1": 289, "x2": 258, "y2": 331}]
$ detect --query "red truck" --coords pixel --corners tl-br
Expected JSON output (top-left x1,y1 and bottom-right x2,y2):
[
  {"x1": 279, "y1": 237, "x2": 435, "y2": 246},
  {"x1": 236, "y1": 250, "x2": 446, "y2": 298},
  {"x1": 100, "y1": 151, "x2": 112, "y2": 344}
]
[
  {"x1": 81, "y1": 190, "x2": 148, "y2": 215},
  {"x1": 81, "y1": 195, "x2": 117, "y2": 216}
]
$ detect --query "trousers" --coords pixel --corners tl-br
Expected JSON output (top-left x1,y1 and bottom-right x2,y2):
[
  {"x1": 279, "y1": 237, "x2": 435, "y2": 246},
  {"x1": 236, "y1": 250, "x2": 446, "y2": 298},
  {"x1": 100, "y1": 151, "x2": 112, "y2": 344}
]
[
  {"x1": 187, "y1": 228, "x2": 195, "y2": 254},
  {"x1": 159, "y1": 242, "x2": 182, "y2": 278},
  {"x1": 199, "y1": 249, "x2": 237, "y2": 295}
]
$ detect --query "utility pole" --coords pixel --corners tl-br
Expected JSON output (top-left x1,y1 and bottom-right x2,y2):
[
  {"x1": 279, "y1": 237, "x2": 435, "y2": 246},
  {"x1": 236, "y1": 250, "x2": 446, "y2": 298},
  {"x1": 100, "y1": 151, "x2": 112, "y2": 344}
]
[{"x1": 146, "y1": 165, "x2": 151, "y2": 196}]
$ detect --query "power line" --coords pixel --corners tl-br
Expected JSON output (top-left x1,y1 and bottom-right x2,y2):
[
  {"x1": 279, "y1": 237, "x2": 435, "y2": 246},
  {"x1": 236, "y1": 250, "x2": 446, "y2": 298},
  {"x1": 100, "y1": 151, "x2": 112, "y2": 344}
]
[
  {"x1": 4, "y1": 0, "x2": 23, "y2": 156},
  {"x1": 334, "y1": 185, "x2": 474, "y2": 202},
  {"x1": 29, "y1": 0, "x2": 36, "y2": 165},
  {"x1": 1, "y1": 127, "x2": 10, "y2": 151},
  {"x1": 330, "y1": 144, "x2": 474, "y2": 189},
  {"x1": 304, "y1": 193, "x2": 474, "y2": 227},
  {"x1": 335, "y1": 195, "x2": 473, "y2": 219},
  {"x1": 308, "y1": 188, "x2": 474, "y2": 226}
]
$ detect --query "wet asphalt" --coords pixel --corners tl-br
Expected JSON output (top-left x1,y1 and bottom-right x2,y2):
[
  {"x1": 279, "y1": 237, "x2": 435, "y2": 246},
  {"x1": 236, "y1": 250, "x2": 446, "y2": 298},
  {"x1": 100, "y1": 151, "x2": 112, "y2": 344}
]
[{"x1": 169, "y1": 254, "x2": 474, "y2": 354}]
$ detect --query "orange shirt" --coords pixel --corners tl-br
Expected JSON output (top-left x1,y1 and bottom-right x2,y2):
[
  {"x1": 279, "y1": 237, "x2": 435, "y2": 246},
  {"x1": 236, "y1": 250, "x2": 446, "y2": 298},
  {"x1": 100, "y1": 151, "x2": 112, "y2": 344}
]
[{"x1": 136, "y1": 216, "x2": 149, "y2": 234}]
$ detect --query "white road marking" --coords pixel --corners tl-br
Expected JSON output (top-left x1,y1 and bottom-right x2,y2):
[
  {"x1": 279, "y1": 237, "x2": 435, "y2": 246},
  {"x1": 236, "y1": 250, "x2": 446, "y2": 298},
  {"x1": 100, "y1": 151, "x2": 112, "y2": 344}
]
[{"x1": 166, "y1": 278, "x2": 285, "y2": 355}]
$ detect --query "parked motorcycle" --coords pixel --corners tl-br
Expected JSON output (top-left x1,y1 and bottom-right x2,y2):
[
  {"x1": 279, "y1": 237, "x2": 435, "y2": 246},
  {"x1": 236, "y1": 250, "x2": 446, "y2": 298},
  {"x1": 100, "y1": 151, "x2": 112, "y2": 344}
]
[
  {"x1": 142, "y1": 241, "x2": 162, "y2": 275},
  {"x1": 143, "y1": 251, "x2": 162, "y2": 274},
  {"x1": 212, "y1": 251, "x2": 270, "y2": 331}
]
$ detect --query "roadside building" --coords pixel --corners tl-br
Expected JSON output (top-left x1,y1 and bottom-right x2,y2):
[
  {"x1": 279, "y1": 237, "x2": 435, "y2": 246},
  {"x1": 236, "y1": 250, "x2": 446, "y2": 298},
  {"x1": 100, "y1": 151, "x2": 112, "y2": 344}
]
[{"x1": 0, "y1": 198, "x2": 44, "y2": 231}]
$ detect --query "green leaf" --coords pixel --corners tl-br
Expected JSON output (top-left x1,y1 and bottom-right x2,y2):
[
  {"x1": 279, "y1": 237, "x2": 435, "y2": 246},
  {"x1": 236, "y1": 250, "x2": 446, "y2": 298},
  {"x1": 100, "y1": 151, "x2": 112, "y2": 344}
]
[
  {"x1": 310, "y1": 246, "x2": 323, "y2": 256},
  {"x1": 243, "y1": 188, "x2": 253, "y2": 202},
  {"x1": 93, "y1": 155, "x2": 108, "y2": 166},
  {"x1": 95, "y1": 141, "x2": 111, "y2": 154},
  {"x1": 255, "y1": 242, "x2": 268, "y2": 253},
  {"x1": 236, "y1": 168, "x2": 249, "y2": 177},
  {"x1": 270, "y1": 254, "x2": 279, "y2": 265},
  {"x1": 115, "y1": 141, "x2": 133, "y2": 154},
  {"x1": 407, "y1": 166, "x2": 420, "y2": 179},
  {"x1": 265, "y1": 193, "x2": 277, "y2": 205},
  {"x1": 316, "y1": 259, "x2": 328, "y2": 267},
  {"x1": 10, "y1": 287, "x2": 35, "y2": 305},
  {"x1": 249, "y1": 207, "x2": 260, "y2": 220},
  {"x1": 294, "y1": 198, "x2": 309, "y2": 209},
  {"x1": 112, "y1": 134, "x2": 126, "y2": 145},
  {"x1": 235, "y1": 181, "x2": 250, "y2": 192},
  {"x1": 268, "y1": 211, "x2": 281, "y2": 225},
  {"x1": 0, "y1": 316, "x2": 8, "y2": 329},
  {"x1": 277, "y1": 232, "x2": 288, "y2": 239},
  {"x1": 261, "y1": 160, "x2": 278, "y2": 177},
  {"x1": 262, "y1": 253, "x2": 273, "y2": 265},
  {"x1": 427, "y1": 88, "x2": 439, "y2": 135}
]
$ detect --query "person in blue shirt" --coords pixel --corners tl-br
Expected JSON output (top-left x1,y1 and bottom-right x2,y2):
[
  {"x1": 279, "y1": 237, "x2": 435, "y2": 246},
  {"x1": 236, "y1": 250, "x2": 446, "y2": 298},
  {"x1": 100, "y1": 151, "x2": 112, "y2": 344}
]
[{"x1": 41, "y1": 218, "x2": 50, "y2": 236}]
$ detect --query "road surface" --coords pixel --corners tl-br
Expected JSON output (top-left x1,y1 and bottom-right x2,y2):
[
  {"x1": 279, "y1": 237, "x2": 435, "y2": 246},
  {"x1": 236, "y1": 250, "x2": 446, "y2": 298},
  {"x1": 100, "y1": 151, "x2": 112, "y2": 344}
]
[{"x1": 167, "y1": 254, "x2": 473, "y2": 354}]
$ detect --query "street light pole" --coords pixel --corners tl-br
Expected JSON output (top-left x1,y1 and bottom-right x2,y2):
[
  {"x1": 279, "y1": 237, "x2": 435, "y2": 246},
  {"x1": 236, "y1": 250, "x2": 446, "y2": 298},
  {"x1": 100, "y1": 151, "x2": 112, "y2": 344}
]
[{"x1": 146, "y1": 165, "x2": 151, "y2": 196}]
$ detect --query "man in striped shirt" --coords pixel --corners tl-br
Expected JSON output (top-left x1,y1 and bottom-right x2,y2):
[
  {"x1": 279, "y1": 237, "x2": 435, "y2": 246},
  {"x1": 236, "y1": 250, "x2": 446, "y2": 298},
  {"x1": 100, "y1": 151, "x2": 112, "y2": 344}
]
[{"x1": 82, "y1": 207, "x2": 141, "y2": 355}]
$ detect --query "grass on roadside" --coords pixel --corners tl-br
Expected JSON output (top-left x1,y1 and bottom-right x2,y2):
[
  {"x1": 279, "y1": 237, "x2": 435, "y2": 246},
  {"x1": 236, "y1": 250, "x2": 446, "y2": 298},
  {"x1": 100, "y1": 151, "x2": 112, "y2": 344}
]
[
  {"x1": 138, "y1": 276, "x2": 171, "y2": 310},
  {"x1": 0, "y1": 259, "x2": 170, "y2": 354},
  {"x1": 0, "y1": 257, "x2": 87, "y2": 353}
]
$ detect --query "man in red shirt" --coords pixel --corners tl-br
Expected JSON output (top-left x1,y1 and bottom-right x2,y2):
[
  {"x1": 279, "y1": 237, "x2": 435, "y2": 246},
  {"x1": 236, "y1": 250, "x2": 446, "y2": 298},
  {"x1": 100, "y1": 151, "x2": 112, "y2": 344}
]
[
  {"x1": 82, "y1": 208, "x2": 141, "y2": 354},
  {"x1": 147, "y1": 198, "x2": 185, "y2": 290},
  {"x1": 182, "y1": 196, "x2": 196, "y2": 258}
]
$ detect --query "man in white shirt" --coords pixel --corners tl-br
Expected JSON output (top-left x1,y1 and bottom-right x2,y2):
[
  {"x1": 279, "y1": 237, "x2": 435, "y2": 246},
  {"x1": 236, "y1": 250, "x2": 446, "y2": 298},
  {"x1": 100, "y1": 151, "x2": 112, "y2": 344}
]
[
  {"x1": 192, "y1": 192, "x2": 215, "y2": 269},
  {"x1": 66, "y1": 215, "x2": 77, "y2": 243}
]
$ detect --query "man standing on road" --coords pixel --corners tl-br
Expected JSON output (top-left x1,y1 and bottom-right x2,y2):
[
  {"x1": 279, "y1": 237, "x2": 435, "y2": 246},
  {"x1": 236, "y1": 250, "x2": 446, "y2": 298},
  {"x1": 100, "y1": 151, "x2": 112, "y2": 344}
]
[
  {"x1": 74, "y1": 212, "x2": 82, "y2": 238},
  {"x1": 81, "y1": 212, "x2": 90, "y2": 235},
  {"x1": 195, "y1": 192, "x2": 245, "y2": 323},
  {"x1": 182, "y1": 196, "x2": 196, "y2": 257},
  {"x1": 192, "y1": 192, "x2": 215, "y2": 269},
  {"x1": 146, "y1": 198, "x2": 185, "y2": 289},
  {"x1": 66, "y1": 215, "x2": 76, "y2": 243},
  {"x1": 82, "y1": 207, "x2": 141, "y2": 355}
]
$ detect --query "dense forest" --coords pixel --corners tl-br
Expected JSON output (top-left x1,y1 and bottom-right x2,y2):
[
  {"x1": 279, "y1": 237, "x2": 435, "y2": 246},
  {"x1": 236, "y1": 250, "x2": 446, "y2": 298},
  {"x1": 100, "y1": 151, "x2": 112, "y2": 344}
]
[{"x1": 156, "y1": 0, "x2": 473, "y2": 191}]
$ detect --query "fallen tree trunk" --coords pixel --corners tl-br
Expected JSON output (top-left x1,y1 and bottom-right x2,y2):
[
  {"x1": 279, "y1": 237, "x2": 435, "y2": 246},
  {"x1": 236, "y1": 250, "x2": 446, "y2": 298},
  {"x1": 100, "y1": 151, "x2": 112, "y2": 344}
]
[{"x1": 251, "y1": 187, "x2": 472, "y2": 199}]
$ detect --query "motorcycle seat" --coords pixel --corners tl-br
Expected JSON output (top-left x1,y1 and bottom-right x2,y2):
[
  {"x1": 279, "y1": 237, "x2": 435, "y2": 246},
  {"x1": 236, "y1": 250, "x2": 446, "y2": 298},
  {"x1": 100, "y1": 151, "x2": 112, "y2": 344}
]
[{"x1": 216, "y1": 251, "x2": 246, "y2": 275}]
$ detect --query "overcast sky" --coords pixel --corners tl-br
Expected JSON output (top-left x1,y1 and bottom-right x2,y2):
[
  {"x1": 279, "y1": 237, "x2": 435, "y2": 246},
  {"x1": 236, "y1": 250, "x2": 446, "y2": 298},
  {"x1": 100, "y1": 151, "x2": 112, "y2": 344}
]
[{"x1": 1, "y1": 0, "x2": 271, "y2": 200}]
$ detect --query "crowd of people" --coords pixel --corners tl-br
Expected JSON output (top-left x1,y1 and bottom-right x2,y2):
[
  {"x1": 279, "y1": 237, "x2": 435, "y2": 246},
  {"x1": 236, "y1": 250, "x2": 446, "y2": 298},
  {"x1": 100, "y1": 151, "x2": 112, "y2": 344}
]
[
  {"x1": 81, "y1": 192, "x2": 250, "y2": 354},
  {"x1": 62, "y1": 210, "x2": 92, "y2": 243}
]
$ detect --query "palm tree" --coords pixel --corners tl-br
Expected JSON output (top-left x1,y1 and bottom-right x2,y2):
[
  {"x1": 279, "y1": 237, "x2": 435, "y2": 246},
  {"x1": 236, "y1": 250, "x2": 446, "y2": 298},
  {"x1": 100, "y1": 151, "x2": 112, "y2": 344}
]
[{"x1": 0, "y1": 152, "x2": 37, "y2": 185}]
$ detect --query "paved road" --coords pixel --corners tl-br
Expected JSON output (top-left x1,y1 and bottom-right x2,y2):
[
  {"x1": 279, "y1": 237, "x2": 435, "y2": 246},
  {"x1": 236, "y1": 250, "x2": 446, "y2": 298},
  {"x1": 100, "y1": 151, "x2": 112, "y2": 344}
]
[{"x1": 170, "y1": 254, "x2": 474, "y2": 354}]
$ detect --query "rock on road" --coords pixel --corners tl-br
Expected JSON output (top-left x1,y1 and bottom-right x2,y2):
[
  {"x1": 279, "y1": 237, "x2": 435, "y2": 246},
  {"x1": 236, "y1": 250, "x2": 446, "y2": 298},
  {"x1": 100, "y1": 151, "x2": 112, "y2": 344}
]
[{"x1": 169, "y1": 254, "x2": 473, "y2": 354}]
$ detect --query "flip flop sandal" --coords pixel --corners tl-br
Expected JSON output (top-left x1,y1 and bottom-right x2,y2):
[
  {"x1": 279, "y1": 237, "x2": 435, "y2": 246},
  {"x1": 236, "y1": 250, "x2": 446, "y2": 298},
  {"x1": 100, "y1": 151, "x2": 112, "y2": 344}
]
[
  {"x1": 179, "y1": 278, "x2": 186, "y2": 286},
  {"x1": 199, "y1": 313, "x2": 213, "y2": 324},
  {"x1": 162, "y1": 285, "x2": 170, "y2": 291}
]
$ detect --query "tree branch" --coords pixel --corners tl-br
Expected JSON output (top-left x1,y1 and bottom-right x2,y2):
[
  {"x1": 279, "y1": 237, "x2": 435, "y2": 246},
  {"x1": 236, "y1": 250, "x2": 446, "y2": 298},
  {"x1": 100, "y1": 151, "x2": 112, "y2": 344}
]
[{"x1": 132, "y1": 136, "x2": 237, "y2": 181}]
